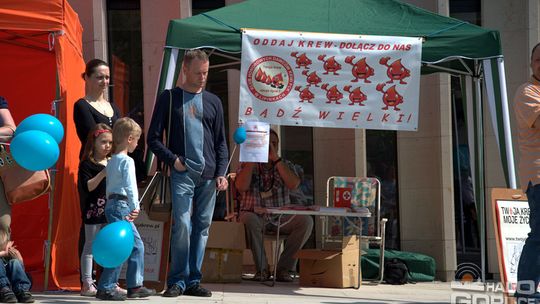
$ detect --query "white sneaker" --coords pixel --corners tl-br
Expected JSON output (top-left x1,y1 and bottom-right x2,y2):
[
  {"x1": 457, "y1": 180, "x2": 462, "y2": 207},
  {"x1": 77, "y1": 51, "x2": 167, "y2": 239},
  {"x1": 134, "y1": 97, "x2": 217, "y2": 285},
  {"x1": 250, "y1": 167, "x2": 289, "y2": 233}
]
[
  {"x1": 80, "y1": 283, "x2": 97, "y2": 296},
  {"x1": 115, "y1": 284, "x2": 127, "y2": 295}
]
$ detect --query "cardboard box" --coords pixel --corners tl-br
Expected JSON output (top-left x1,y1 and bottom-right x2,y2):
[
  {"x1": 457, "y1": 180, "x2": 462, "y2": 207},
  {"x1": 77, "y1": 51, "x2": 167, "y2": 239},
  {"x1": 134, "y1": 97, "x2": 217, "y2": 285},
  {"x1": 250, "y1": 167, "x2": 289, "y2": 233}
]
[
  {"x1": 202, "y1": 221, "x2": 246, "y2": 283},
  {"x1": 322, "y1": 233, "x2": 360, "y2": 251},
  {"x1": 297, "y1": 236, "x2": 360, "y2": 288},
  {"x1": 206, "y1": 221, "x2": 246, "y2": 249},
  {"x1": 202, "y1": 248, "x2": 243, "y2": 283}
]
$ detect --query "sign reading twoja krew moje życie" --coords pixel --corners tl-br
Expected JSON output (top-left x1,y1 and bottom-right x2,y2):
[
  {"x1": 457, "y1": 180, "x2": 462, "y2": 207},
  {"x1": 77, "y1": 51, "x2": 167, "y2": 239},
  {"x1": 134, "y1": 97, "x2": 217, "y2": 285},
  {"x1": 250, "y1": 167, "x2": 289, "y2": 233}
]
[{"x1": 239, "y1": 29, "x2": 422, "y2": 130}]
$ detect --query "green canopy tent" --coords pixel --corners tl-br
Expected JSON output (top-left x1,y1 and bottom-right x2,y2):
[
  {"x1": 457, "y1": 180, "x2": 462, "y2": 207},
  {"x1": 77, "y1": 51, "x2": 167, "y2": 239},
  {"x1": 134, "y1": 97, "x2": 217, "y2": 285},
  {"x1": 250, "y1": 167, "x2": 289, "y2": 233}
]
[{"x1": 154, "y1": 0, "x2": 515, "y2": 280}]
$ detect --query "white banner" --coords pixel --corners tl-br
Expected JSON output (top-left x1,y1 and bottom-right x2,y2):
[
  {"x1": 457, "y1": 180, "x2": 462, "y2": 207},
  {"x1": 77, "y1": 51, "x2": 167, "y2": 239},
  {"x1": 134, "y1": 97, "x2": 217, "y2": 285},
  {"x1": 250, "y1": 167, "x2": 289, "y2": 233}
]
[{"x1": 239, "y1": 29, "x2": 422, "y2": 131}]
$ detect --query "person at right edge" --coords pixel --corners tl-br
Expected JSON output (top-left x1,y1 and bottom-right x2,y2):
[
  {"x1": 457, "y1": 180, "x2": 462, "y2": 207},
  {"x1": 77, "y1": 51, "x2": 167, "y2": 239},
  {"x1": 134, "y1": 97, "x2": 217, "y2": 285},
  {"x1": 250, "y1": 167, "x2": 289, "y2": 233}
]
[
  {"x1": 514, "y1": 42, "x2": 540, "y2": 302},
  {"x1": 147, "y1": 49, "x2": 228, "y2": 298}
]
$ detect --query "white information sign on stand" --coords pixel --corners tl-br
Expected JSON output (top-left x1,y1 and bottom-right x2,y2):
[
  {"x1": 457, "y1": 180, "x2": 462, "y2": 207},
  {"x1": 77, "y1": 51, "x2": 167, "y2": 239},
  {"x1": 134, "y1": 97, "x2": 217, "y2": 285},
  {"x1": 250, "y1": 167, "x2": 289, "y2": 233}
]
[
  {"x1": 239, "y1": 121, "x2": 270, "y2": 163},
  {"x1": 492, "y1": 188, "x2": 530, "y2": 296},
  {"x1": 495, "y1": 200, "x2": 529, "y2": 293}
]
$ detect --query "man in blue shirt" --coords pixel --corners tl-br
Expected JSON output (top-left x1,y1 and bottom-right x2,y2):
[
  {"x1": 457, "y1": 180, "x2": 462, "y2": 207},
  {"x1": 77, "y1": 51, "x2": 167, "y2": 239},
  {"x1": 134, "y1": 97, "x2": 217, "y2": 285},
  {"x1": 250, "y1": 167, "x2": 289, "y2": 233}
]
[{"x1": 147, "y1": 50, "x2": 228, "y2": 298}]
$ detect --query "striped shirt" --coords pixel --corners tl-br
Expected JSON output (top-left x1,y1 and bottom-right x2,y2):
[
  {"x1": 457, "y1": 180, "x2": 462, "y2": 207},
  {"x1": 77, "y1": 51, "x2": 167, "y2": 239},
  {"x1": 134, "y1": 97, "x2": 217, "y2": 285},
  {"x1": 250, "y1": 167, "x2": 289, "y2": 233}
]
[
  {"x1": 237, "y1": 160, "x2": 297, "y2": 212},
  {"x1": 513, "y1": 76, "x2": 540, "y2": 191}
]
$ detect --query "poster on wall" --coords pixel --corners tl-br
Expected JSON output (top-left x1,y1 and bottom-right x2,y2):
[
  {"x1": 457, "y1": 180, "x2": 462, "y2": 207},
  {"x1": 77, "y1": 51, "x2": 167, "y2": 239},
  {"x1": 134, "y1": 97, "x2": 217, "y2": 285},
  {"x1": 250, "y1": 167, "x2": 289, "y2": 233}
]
[
  {"x1": 239, "y1": 29, "x2": 422, "y2": 131},
  {"x1": 491, "y1": 188, "x2": 530, "y2": 296}
]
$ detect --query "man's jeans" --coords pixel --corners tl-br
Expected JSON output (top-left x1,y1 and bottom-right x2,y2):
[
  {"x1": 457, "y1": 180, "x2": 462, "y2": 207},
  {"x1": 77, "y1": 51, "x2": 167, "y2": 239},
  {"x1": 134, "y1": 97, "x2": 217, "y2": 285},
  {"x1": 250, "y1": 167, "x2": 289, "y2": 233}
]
[
  {"x1": 167, "y1": 169, "x2": 216, "y2": 291},
  {"x1": 97, "y1": 199, "x2": 144, "y2": 291},
  {"x1": 516, "y1": 182, "x2": 540, "y2": 300},
  {"x1": 0, "y1": 259, "x2": 31, "y2": 292}
]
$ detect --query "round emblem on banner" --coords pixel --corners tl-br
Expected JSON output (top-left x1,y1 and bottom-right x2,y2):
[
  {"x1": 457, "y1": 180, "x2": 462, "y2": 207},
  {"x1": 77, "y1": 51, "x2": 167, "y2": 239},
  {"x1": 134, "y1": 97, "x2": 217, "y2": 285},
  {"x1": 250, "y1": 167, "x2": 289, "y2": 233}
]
[{"x1": 246, "y1": 56, "x2": 294, "y2": 102}]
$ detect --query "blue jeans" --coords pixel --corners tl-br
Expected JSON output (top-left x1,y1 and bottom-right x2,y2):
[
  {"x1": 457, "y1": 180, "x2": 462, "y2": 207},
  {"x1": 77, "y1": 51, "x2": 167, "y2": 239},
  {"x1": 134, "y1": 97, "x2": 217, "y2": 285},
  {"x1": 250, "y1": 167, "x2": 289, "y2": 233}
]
[
  {"x1": 516, "y1": 182, "x2": 540, "y2": 300},
  {"x1": 97, "y1": 199, "x2": 144, "y2": 291},
  {"x1": 167, "y1": 169, "x2": 216, "y2": 291},
  {"x1": 0, "y1": 259, "x2": 30, "y2": 292}
]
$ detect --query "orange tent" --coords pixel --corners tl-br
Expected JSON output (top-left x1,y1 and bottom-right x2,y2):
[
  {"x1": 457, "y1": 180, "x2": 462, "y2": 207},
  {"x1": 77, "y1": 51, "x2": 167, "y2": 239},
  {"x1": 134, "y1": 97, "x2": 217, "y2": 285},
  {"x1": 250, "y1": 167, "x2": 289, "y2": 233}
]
[{"x1": 0, "y1": 0, "x2": 84, "y2": 291}]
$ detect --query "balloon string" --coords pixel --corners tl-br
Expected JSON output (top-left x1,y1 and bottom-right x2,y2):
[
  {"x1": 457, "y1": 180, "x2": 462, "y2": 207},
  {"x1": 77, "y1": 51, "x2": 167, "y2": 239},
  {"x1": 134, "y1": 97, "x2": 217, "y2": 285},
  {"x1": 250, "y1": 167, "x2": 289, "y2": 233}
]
[
  {"x1": 216, "y1": 144, "x2": 237, "y2": 195},
  {"x1": 224, "y1": 144, "x2": 237, "y2": 176}
]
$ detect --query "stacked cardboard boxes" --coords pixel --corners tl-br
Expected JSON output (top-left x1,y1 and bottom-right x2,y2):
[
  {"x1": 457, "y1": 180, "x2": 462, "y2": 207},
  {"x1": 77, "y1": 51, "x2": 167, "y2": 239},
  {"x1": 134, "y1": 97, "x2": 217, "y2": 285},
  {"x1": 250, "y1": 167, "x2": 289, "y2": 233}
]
[{"x1": 202, "y1": 221, "x2": 246, "y2": 283}]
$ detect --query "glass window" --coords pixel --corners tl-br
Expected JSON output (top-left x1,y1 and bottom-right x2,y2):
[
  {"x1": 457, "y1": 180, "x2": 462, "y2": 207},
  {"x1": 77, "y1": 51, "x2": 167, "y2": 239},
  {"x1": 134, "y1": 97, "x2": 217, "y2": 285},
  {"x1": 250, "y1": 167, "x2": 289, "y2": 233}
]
[
  {"x1": 193, "y1": 0, "x2": 225, "y2": 15},
  {"x1": 366, "y1": 130, "x2": 399, "y2": 249},
  {"x1": 280, "y1": 126, "x2": 314, "y2": 206},
  {"x1": 106, "y1": 0, "x2": 143, "y2": 116},
  {"x1": 106, "y1": 0, "x2": 145, "y2": 180}
]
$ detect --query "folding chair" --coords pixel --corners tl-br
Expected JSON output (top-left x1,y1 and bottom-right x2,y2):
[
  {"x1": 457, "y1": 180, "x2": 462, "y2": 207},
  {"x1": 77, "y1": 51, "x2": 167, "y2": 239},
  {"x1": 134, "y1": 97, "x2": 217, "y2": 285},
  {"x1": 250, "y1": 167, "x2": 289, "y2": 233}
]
[
  {"x1": 225, "y1": 172, "x2": 286, "y2": 284},
  {"x1": 225, "y1": 173, "x2": 239, "y2": 221},
  {"x1": 326, "y1": 176, "x2": 388, "y2": 284}
]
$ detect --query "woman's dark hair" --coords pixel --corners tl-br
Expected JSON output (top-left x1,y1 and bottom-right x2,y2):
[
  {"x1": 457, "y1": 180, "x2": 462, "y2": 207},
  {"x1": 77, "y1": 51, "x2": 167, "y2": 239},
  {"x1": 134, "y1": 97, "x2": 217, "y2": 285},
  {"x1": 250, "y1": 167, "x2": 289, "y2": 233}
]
[{"x1": 82, "y1": 59, "x2": 108, "y2": 80}]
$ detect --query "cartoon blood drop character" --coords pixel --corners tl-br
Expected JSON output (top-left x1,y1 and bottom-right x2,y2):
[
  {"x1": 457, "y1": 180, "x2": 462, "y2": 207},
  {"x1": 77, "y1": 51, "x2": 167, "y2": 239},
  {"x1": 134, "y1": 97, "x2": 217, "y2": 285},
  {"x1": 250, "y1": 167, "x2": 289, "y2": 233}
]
[
  {"x1": 376, "y1": 83, "x2": 404, "y2": 111},
  {"x1": 318, "y1": 55, "x2": 342, "y2": 75},
  {"x1": 343, "y1": 85, "x2": 367, "y2": 106},
  {"x1": 379, "y1": 57, "x2": 411, "y2": 84},
  {"x1": 255, "y1": 68, "x2": 264, "y2": 82},
  {"x1": 295, "y1": 86, "x2": 315, "y2": 103},
  {"x1": 344, "y1": 56, "x2": 374, "y2": 83},
  {"x1": 290, "y1": 52, "x2": 312, "y2": 69},
  {"x1": 265, "y1": 74, "x2": 272, "y2": 85},
  {"x1": 271, "y1": 73, "x2": 284, "y2": 89},
  {"x1": 302, "y1": 70, "x2": 322, "y2": 87},
  {"x1": 321, "y1": 83, "x2": 343, "y2": 104}
]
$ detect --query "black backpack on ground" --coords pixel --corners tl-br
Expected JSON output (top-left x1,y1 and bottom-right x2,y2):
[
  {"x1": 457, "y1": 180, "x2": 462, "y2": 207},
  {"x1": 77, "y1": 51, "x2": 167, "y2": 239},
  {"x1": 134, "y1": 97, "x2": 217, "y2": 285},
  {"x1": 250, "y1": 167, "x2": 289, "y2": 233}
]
[{"x1": 383, "y1": 258, "x2": 411, "y2": 285}]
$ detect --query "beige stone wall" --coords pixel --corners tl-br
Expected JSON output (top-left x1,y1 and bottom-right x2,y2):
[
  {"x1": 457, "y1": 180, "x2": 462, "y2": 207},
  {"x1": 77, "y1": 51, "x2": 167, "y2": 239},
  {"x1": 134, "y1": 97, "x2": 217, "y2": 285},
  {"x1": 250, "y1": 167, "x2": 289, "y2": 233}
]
[
  {"x1": 398, "y1": 72, "x2": 455, "y2": 281},
  {"x1": 226, "y1": 0, "x2": 242, "y2": 173},
  {"x1": 398, "y1": 0, "x2": 456, "y2": 282},
  {"x1": 140, "y1": 1, "x2": 190, "y2": 139},
  {"x1": 227, "y1": 69, "x2": 241, "y2": 173},
  {"x1": 70, "y1": 0, "x2": 108, "y2": 61},
  {"x1": 313, "y1": 128, "x2": 357, "y2": 245}
]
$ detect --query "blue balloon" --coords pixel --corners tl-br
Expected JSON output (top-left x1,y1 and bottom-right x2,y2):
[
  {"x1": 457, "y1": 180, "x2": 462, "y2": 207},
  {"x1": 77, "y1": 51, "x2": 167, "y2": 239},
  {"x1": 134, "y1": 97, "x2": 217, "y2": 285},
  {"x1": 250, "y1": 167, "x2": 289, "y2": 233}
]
[
  {"x1": 15, "y1": 114, "x2": 64, "y2": 144},
  {"x1": 11, "y1": 130, "x2": 59, "y2": 171},
  {"x1": 233, "y1": 126, "x2": 247, "y2": 144},
  {"x1": 92, "y1": 221, "x2": 134, "y2": 268}
]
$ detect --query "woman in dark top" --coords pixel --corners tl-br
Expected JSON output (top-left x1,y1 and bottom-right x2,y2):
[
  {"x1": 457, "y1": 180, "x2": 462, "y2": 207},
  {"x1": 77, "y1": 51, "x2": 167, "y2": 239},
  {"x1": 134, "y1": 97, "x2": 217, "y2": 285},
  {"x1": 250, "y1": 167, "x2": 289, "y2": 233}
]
[{"x1": 74, "y1": 59, "x2": 121, "y2": 159}]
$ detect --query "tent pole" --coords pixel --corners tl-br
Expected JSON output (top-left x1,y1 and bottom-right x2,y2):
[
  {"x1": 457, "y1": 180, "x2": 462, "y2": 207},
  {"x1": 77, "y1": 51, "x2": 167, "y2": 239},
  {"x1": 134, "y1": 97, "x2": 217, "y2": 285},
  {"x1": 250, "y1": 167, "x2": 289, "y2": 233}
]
[
  {"x1": 496, "y1": 58, "x2": 517, "y2": 189},
  {"x1": 474, "y1": 75, "x2": 486, "y2": 282},
  {"x1": 422, "y1": 64, "x2": 471, "y2": 76},
  {"x1": 165, "y1": 48, "x2": 179, "y2": 89},
  {"x1": 43, "y1": 96, "x2": 61, "y2": 291},
  {"x1": 483, "y1": 58, "x2": 516, "y2": 188}
]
